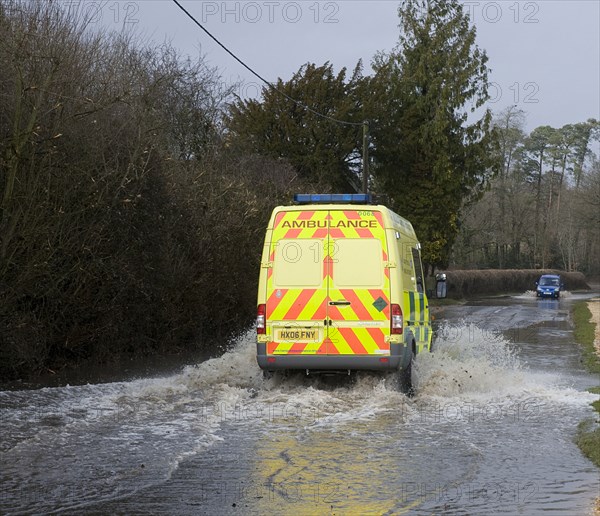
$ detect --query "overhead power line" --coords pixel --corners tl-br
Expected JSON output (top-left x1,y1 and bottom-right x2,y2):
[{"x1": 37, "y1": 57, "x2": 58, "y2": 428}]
[{"x1": 171, "y1": 0, "x2": 364, "y2": 128}]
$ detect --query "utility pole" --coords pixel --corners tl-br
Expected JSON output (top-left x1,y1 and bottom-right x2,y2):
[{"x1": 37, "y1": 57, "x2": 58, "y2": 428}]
[{"x1": 362, "y1": 121, "x2": 369, "y2": 194}]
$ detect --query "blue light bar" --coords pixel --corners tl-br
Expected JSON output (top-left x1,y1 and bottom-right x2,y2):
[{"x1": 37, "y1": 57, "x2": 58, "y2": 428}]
[{"x1": 293, "y1": 193, "x2": 373, "y2": 204}]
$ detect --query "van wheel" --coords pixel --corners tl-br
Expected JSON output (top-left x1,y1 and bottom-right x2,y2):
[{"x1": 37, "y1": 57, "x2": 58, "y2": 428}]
[
  {"x1": 262, "y1": 370, "x2": 274, "y2": 380},
  {"x1": 400, "y1": 351, "x2": 416, "y2": 397}
]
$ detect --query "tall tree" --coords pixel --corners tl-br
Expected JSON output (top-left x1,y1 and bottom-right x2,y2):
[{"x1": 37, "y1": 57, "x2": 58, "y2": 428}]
[
  {"x1": 569, "y1": 119, "x2": 600, "y2": 188},
  {"x1": 369, "y1": 0, "x2": 497, "y2": 270},
  {"x1": 522, "y1": 125, "x2": 556, "y2": 266},
  {"x1": 495, "y1": 106, "x2": 526, "y2": 179},
  {"x1": 226, "y1": 62, "x2": 365, "y2": 191},
  {"x1": 553, "y1": 124, "x2": 576, "y2": 218},
  {"x1": 491, "y1": 106, "x2": 526, "y2": 266}
]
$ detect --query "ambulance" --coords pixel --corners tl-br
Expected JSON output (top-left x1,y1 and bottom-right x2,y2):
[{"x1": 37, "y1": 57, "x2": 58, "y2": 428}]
[{"x1": 256, "y1": 194, "x2": 445, "y2": 391}]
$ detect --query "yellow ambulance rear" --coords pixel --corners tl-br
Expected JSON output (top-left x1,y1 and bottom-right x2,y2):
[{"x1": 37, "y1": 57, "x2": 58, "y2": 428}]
[{"x1": 256, "y1": 194, "x2": 433, "y2": 389}]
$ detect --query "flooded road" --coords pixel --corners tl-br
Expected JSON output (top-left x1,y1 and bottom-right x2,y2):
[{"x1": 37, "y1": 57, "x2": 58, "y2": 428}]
[{"x1": 1, "y1": 293, "x2": 599, "y2": 515}]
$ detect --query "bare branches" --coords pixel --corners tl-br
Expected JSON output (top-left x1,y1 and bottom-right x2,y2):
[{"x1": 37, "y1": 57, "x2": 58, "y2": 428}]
[{"x1": 0, "y1": 1, "x2": 299, "y2": 380}]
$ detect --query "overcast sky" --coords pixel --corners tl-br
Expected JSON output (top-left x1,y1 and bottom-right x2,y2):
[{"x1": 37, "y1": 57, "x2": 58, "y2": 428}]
[{"x1": 96, "y1": 0, "x2": 599, "y2": 133}]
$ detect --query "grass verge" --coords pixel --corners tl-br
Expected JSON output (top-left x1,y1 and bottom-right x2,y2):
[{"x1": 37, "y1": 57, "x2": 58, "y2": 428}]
[
  {"x1": 576, "y1": 420, "x2": 600, "y2": 468},
  {"x1": 572, "y1": 302, "x2": 600, "y2": 374},
  {"x1": 572, "y1": 302, "x2": 600, "y2": 469}
]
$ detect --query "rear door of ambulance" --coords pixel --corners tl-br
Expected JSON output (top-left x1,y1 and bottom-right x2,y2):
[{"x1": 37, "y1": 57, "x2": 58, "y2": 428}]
[
  {"x1": 265, "y1": 208, "x2": 391, "y2": 360},
  {"x1": 265, "y1": 209, "x2": 329, "y2": 356},
  {"x1": 326, "y1": 209, "x2": 391, "y2": 357}
]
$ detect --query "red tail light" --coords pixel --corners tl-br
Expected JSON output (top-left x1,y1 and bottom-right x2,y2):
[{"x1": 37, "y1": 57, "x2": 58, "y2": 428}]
[
  {"x1": 256, "y1": 304, "x2": 266, "y2": 334},
  {"x1": 391, "y1": 304, "x2": 403, "y2": 334}
]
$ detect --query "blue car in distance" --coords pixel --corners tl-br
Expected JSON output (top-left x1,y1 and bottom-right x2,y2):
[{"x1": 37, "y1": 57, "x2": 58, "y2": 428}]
[{"x1": 536, "y1": 274, "x2": 563, "y2": 299}]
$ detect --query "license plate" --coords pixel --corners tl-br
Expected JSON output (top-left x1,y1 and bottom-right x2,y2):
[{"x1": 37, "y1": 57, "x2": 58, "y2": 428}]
[{"x1": 275, "y1": 329, "x2": 319, "y2": 342}]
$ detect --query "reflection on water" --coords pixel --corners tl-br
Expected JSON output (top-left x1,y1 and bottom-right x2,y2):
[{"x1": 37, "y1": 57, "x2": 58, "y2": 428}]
[{"x1": 1, "y1": 304, "x2": 599, "y2": 514}]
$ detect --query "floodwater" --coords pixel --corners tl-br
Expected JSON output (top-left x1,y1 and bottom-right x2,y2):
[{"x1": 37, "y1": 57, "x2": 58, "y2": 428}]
[{"x1": 1, "y1": 292, "x2": 599, "y2": 515}]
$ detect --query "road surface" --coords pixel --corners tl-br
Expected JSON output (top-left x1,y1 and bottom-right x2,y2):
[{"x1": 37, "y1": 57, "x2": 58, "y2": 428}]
[{"x1": 1, "y1": 292, "x2": 598, "y2": 515}]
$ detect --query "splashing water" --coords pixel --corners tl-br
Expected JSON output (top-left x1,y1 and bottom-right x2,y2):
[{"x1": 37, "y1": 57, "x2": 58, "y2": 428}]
[
  {"x1": 414, "y1": 321, "x2": 596, "y2": 414},
  {"x1": 149, "y1": 323, "x2": 596, "y2": 430},
  {"x1": 515, "y1": 290, "x2": 573, "y2": 299},
  {"x1": 415, "y1": 322, "x2": 524, "y2": 398}
]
